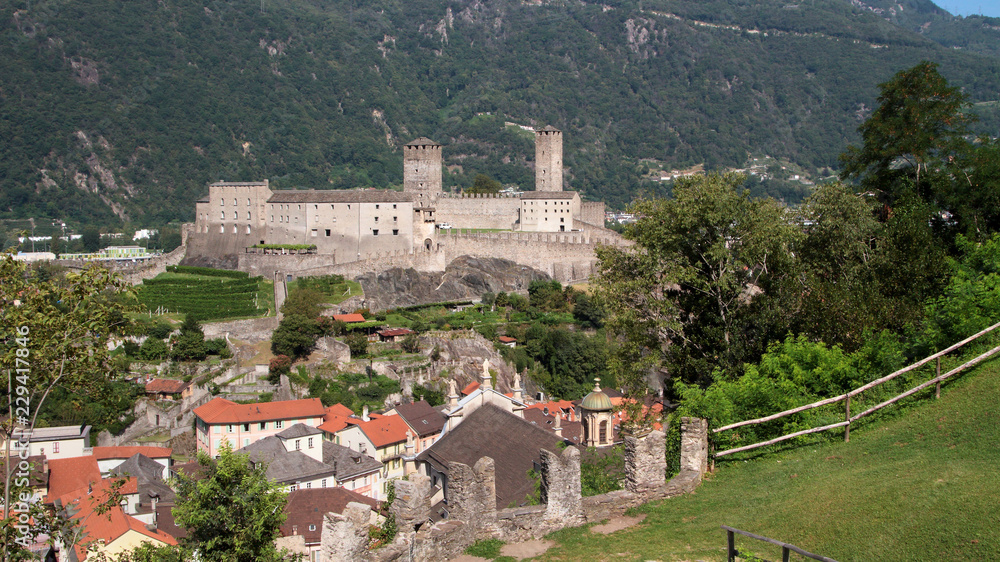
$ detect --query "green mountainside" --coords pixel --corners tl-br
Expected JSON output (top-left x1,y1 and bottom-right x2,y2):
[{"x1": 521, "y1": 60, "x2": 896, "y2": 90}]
[{"x1": 2, "y1": 0, "x2": 1000, "y2": 226}]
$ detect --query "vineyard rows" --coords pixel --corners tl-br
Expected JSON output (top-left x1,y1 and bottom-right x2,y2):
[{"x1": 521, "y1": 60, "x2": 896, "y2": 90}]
[{"x1": 137, "y1": 275, "x2": 268, "y2": 320}]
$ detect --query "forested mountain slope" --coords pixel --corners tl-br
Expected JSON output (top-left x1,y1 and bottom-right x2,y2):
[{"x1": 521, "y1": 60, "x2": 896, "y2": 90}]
[{"x1": 2, "y1": 0, "x2": 999, "y2": 225}]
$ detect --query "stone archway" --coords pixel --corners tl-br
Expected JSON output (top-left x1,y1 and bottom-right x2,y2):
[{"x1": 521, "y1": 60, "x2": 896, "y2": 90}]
[{"x1": 424, "y1": 238, "x2": 433, "y2": 250}]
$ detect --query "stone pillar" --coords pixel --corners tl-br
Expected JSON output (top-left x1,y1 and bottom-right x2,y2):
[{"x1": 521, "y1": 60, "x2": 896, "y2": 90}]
[
  {"x1": 624, "y1": 429, "x2": 666, "y2": 493},
  {"x1": 447, "y1": 457, "x2": 496, "y2": 531},
  {"x1": 319, "y1": 502, "x2": 371, "y2": 562},
  {"x1": 392, "y1": 474, "x2": 432, "y2": 533},
  {"x1": 680, "y1": 417, "x2": 709, "y2": 477},
  {"x1": 540, "y1": 447, "x2": 582, "y2": 523}
]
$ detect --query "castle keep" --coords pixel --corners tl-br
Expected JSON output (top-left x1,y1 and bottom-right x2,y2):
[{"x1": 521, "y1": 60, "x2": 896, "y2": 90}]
[{"x1": 186, "y1": 127, "x2": 616, "y2": 281}]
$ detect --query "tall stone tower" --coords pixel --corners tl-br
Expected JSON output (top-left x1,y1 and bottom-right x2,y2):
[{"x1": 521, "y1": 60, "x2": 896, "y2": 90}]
[
  {"x1": 403, "y1": 137, "x2": 442, "y2": 207},
  {"x1": 534, "y1": 125, "x2": 563, "y2": 192}
]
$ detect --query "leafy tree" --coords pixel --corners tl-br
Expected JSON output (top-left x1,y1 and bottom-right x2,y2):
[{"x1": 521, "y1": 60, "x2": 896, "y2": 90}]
[
  {"x1": 171, "y1": 444, "x2": 289, "y2": 562},
  {"x1": 572, "y1": 293, "x2": 605, "y2": 329},
  {"x1": 840, "y1": 61, "x2": 974, "y2": 206},
  {"x1": 345, "y1": 332, "x2": 369, "y2": 357},
  {"x1": 148, "y1": 321, "x2": 174, "y2": 340},
  {"x1": 81, "y1": 225, "x2": 101, "y2": 252},
  {"x1": 268, "y1": 355, "x2": 292, "y2": 383},
  {"x1": 139, "y1": 337, "x2": 169, "y2": 361},
  {"x1": 271, "y1": 314, "x2": 319, "y2": 359},
  {"x1": 400, "y1": 333, "x2": 421, "y2": 353},
  {"x1": 49, "y1": 234, "x2": 62, "y2": 257},
  {"x1": 594, "y1": 173, "x2": 802, "y2": 410},
  {"x1": 171, "y1": 314, "x2": 206, "y2": 361},
  {"x1": 159, "y1": 227, "x2": 183, "y2": 253},
  {"x1": 0, "y1": 257, "x2": 136, "y2": 560},
  {"x1": 466, "y1": 173, "x2": 502, "y2": 194},
  {"x1": 281, "y1": 288, "x2": 325, "y2": 318}
]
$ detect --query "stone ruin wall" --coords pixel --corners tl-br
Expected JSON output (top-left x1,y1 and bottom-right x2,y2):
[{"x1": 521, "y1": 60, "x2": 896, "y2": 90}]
[
  {"x1": 433, "y1": 193, "x2": 522, "y2": 230},
  {"x1": 321, "y1": 417, "x2": 711, "y2": 562}
]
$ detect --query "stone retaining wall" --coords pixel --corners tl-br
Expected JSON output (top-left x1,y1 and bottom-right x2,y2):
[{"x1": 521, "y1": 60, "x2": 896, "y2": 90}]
[{"x1": 321, "y1": 420, "x2": 710, "y2": 561}]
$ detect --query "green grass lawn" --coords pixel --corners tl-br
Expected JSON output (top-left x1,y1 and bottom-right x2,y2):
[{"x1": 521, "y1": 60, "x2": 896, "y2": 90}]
[{"x1": 538, "y1": 358, "x2": 1000, "y2": 561}]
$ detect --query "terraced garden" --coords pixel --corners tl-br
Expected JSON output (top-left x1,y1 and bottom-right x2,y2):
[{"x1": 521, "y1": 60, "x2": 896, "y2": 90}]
[{"x1": 136, "y1": 266, "x2": 273, "y2": 321}]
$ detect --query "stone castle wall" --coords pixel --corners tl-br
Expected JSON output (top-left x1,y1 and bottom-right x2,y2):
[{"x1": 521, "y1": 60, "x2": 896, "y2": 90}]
[
  {"x1": 580, "y1": 201, "x2": 606, "y2": 227},
  {"x1": 237, "y1": 245, "x2": 447, "y2": 284},
  {"x1": 440, "y1": 230, "x2": 625, "y2": 283},
  {"x1": 434, "y1": 193, "x2": 521, "y2": 230}
]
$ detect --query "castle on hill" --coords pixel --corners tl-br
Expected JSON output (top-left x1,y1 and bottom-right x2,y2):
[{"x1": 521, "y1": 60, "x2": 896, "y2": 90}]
[{"x1": 185, "y1": 127, "x2": 610, "y2": 269}]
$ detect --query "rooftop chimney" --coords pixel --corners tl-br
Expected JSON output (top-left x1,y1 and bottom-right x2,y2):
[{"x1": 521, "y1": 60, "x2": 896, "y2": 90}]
[{"x1": 362, "y1": 405, "x2": 370, "y2": 422}]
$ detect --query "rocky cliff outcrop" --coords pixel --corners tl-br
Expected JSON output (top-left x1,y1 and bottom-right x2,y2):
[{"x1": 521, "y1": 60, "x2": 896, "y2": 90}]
[{"x1": 357, "y1": 256, "x2": 549, "y2": 311}]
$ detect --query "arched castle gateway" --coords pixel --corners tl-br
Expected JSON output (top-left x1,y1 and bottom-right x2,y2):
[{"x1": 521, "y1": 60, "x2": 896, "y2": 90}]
[{"x1": 186, "y1": 127, "x2": 621, "y2": 282}]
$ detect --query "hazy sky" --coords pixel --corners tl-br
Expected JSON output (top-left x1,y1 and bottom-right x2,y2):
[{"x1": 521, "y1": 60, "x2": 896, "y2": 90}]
[{"x1": 938, "y1": 0, "x2": 1000, "y2": 18}]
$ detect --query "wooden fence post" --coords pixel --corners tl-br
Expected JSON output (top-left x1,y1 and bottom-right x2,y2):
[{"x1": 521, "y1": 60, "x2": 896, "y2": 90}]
[
  {"x1": 727, "y1": 529, "x2": 736, "y2": 562},
  {"x1": 844, "y1": 395, "x2": 851, "y2": 442},
  {"x1": 783, "y1": 546, "x2": 791, "y2": 562},
  {"x1": 935, "y1": 356, "x2": 941, "y2": 399}
]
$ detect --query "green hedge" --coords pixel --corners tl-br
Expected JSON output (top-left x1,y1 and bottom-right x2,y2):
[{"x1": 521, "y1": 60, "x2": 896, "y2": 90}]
[{"x1": 252, "y1": 244, "x2": 317, "y2": 251}]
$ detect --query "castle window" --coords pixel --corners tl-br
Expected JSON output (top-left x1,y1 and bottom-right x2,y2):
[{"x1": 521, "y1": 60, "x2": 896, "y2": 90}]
[
  {"x1": 220, "y1": 225, "x2": 224, "y2": 233},
  {"x1": 221, "y1": 211, "x2": 225, "y2": 219},
  {"x1": 232, "y1": 225, "x2": 237, "y2": 233},
  {"x1": 392, "y1": 229, "x2": 399, "y2": 236},
  {"x1": 375, "y1": 204, "x2": 380, "y2": 209},
  {"x1": 248, "y1": 198, "x2": 251, "y2": 206},
  {"x1": 393, "y1": 204, "x2": 397, "y2": 209},
  {"x1": 279, "y1": 216, "x2": 282, "y2": 223},
  {"x1": 234, "y1": 211, "x2": 238, "y2": 220},
  {"x1": 233, "y1": 199, "x2": 237, "y2": 206},
  {"x1": 247, "y1": 212, "x2": 251, "y2": 220},
  {"x1": 221, "y1": 199, "x2": 225, "y2": 206},
  {"x1": 297, "y1": 205, "x2": 301, "y2": 210},
  {"x1": 246, "y1": 226, "x2": 251, "y2": 234},
  {"x1": 393, "y1": 216, "x2": 397, "y2": 222},
  {"x1": 374, "y1": 217, "x2": 379, "y2": 222},
  {"x1": 372, "y1": 230, "x2": 379, "y2": 236},
  {"x1": 311, "y1": 229, "x2": 317, "y2": 237},
  {"x1": 314, "y1": 205, "x2": 318, "y2": 209},
  {"x1": 325, "y1": 229, "x2": 331, "y2": 236}
]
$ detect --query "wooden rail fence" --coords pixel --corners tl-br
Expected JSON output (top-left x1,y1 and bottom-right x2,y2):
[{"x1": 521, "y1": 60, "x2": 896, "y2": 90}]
[
  {"x1": 713, "y1": 321, "x2": 1000, "y2": 458},
  {"x1": 723, "y1": 526, "x2": 837, "y2": 562}
]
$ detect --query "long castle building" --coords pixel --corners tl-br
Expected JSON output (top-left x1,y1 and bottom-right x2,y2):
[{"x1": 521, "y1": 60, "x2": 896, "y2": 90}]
[{"x1": 187, "y1": 127, "x2": 607, "y2": 266}]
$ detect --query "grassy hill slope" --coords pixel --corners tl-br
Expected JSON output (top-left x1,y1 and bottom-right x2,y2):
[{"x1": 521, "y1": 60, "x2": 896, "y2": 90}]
[{"x1": 540, "y1": 356, "x2": 1000, "y2": 561}]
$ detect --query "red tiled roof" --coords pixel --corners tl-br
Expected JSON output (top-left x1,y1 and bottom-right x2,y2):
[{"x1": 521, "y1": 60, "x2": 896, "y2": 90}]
[
  {"x1": 461, "y1": 381, "x2": 480, "y2": 396},
  {"x1": 194, "y1": 397, "x2": 325, "y2": 424},
  {"x1": 333, "y1": 313, "x2": 366, "y2": 323},
  {"x1": 324, "y1": 403, "x2": 355, "y2": 420},
  {"x1": 318, "y1": 414, "x2": 359, "y2": 435},
  {"x1": 46, "y1": 456, "x2": 102, "y2": 500},
  {"x1": 93, "y1": 446, "x2": 172, "y2": 460},
  {"x1": 58, "y1": 480, "x2": 177, "y2": 560},
  {"x1": 498, "y1": 336, "x2": 516, "y2": 343},
  {"x1": 357, "y1": 415, "x2": 412, "y2": 449},
  {"x1": 144, "y1": 378, "x2": 190, "y2": 394}
]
